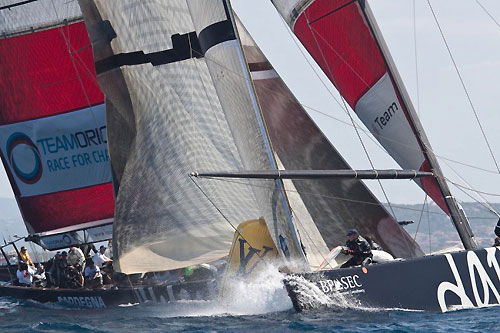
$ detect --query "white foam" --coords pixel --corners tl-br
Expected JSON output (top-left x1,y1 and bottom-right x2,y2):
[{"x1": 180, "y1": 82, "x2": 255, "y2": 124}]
[
  {"x1": 0, "y1": 298, "x2": 18, "y2": 316},
  {"x1": 217, "y1": 263, "x2": 293, "y2": 315},
  {"x1": 151, "y1": 263, "x2": 293, "y2": 318},
  {"x1": 284, "y1": 274, "x2": 424, "y2": 313}
]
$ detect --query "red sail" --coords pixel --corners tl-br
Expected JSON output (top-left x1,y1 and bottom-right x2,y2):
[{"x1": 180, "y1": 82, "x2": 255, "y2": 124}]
[
  {"x1": 0, "y1": 21, "x2": 114, "y2": 234},
  {"x1": 274, "y1": 0, "x2": 449, "y2": 214}
]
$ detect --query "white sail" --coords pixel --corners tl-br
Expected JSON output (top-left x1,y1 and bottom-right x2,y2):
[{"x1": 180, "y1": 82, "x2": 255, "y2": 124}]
[{"x1": 79, "y1": 0, "x2": 307, "y2": 274}]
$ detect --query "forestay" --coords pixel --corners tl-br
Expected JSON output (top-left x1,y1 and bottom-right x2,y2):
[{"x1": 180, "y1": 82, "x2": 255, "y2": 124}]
[
  {"x1": 0, "y1": 0, "x2": 114, "y2": 246},
  {"x1": 79, "y1": 0, "x2": 307, "y2": 274},
  {"x1": 236, "y1": 17, "x2": 423, "y2": 260}
]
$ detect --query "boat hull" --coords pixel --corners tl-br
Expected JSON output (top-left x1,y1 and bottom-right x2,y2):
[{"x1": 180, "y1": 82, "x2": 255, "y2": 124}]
[
  {"x1": 284, "y1": 246, "x2": 500, "y2": 312},
  {"x1": 0, "y1": 279, "x2": 215, "y2": 308}
]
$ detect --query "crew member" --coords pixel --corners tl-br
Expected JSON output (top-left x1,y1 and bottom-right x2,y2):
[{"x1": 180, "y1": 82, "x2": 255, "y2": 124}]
[
  {"x1": 340, "y1": 229, "x2": 372, "y2": 268},
  {"x1": 18, "y1": 246, "x2": 33, "y2": 266},
  {"x1": 84, "y1": 259, "x2": 103, "y2": 288},
  {"x1": 16, "y1": 262, "x2": 33, "y2": 286},
  {"x1": 68, "y1": 246, "x2": 85, "y2": 272},
  {"x1": 92, "y1": 245, "x2": 112, "y2": 268}
]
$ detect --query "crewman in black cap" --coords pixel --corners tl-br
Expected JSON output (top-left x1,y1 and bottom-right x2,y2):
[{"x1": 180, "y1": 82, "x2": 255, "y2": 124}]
[{"x1": 340, "y1": 229, "x2": 373, "y2": 268}]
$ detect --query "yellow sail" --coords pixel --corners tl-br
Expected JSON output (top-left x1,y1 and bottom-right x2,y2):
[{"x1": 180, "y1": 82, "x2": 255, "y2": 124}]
[
  {"x1": 219, "y1": 217, "x2": 280, "y2": 300},
  {"x1": 224, "y1": 217, "x2": 279, "y2": 278}
]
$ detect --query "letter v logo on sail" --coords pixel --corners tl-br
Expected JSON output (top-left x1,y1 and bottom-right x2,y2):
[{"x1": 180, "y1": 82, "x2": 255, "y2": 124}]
[{"x1": 237, "y1": 238, "x2": 272, "y2": 275}]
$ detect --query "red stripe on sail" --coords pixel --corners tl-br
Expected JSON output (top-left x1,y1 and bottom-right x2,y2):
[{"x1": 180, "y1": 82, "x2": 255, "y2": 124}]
[
  {"x1": 293, "y1": 0, "x2": 386, "y2": 107},
  {"x1": 0, "y1": 21, "x2": 103, "y2": 125},
  {"x1": 293, "y1": 0, "x2": 451, "y2": 216},
  {"x1": 18, "y1": 183, "x2": 115, "y2": 233},
  {"x1": 419, "y1": 160, "x2": 449, "y2": 214},
  {"x1": 0, "y1": 21, "x2": 113, "y2": 233}
]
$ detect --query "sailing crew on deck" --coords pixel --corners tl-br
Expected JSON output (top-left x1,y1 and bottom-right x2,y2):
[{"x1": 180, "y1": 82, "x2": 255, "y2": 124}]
[
  {"x1": 46, "y1": 252, "x2": 61, "y2": 287},
  {"x1": 84, "y1": 259, "x2": 103, "y2": 288},
  {"x1": 18, "y1": 246, "x2": 34, "y2": 266},
  {"x1": 340, "y1": 229, "x2": 373, "y2": 268},
  {"x1": 16, "y1": 262, "x2": 34, "y2": 286},
  {"x1": 68, "y1": 246, "x2": 85, "y2": 271},
  {"x1": 55, "y1": 251, "x2": 81, "y2": 288},
  {"x1": 92, "y1": 245, "x2": 112, "y2": 268},
  {"x1": 33, "y1": 264, "x2": 47, "y2": 287}
]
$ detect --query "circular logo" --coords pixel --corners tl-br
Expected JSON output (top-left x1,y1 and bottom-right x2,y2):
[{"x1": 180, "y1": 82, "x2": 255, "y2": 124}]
[
  {"x1": 6, "y1": 132, "x2": 43, "y2": 184},
  {"x1": 62, "y1": 234, "x2": 72, "y2": 245}
]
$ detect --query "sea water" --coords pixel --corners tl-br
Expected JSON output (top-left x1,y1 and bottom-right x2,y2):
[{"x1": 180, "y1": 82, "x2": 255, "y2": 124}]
[{"x1": 0, "y1": 266, "x2": 497, "y2": 332}]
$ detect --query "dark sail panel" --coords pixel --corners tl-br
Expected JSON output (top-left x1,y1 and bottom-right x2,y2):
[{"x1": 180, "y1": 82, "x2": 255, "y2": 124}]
[
  {"x1": 237, "y1": 19, "x2": 423, "y2": 259},
  {"x1": 80, "y1": 0, "x2": 307, "y2": 273}
]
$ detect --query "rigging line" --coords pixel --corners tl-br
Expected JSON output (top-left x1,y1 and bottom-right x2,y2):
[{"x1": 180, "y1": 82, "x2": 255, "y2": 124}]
[
  {"x1": 188, "y1": 176, "x2": 263, "y2": 259},
  {"x1": 413, "y1": 194, "x2": 428, "y2": 241},
  {"x1": 426, "y1": 0, "x2": 500, "y2": 173},
  {"x1": 442, "y1": 158, "x2": 500, "y2": 217},
  {"x1": 198, "y1": 175, "x2": 463, "y2": 218},
  {"x1": 276, "y1": 14, "x2": 367, "y2": 125},
  {"x1": 192, "y1": 35, "x2": 497, "y2": 176},
  {"x1": 195, "y1": 34, "x2": 500, "y2": 176},
  {"x1": 475, "y1": 0, "x2": 500, "y2": 30},
  {"x1": 0, "y1": 0, "x2": 38, "y2": 11},
  {"x1": 445, "y1": 177, "x2": 500, "y2": 198},
  {"x1": 413, "y1": 0, "x2": 421, "y2": 116},
  {"x1": 289, "y1": 208, "x2": 329, "y2": 267},
  {"x1": 303, "y1": 9, "x2": 405, "y2": 245},
  {"x1": 52, "y1": 2, "x2": 102, "y2": 132},
  {"x1": 436, "y1": 154, "x2": 499, "y2": 175},
  {"x1": 450, "y1": 181, "x2": 500, "y2": 218},
  {"x1": 279, "y1": 14, "x2": 344, "y2": 110}
]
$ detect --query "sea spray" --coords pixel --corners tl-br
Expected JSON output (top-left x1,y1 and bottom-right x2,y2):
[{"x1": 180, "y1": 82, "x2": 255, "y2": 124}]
[
  {"x1": 284, "y1": 274, "x2": 354, "y2": 310},
  {"x1": 217, "y1": 262, "x2": 293, "y2": 315}
]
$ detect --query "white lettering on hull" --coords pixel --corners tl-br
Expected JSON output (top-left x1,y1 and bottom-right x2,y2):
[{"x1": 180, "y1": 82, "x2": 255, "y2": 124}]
[
  {"x1": 57, "y1": 296, "x2": 106, "y2": 308},
  {"x1": 318, "y1": 275, "x2": 362, "y2": 293},
  {"x1": 438, "y1": 248, "x2": 500, "y2": 312}
]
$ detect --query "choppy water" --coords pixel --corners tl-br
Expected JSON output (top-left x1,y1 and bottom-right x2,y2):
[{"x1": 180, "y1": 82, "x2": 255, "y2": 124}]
[{"x1": 1, "y1": 266, "x2": 498, "y2": 332}]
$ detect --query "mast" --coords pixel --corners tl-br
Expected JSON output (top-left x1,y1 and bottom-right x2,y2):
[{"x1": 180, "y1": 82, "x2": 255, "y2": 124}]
[
  {"x1": 359, "y1": 0, "x2": 476, "y2": 249},
  {"x1": 228, "y1": 1, "x2": 309, "y2": 267}
]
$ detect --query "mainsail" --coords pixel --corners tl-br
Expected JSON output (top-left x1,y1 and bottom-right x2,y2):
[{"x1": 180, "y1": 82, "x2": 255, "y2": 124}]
[
  {"x1": 79, "y1": 0, "x2": 307, "y2": 274},
  {"x1": 0, "y1": 0, "x2": 114, "y2": 249},
  {"x1": 271, "y1": 0, "x2": 476, "y2": 249},
  {"x1": 236, "y1": 17, "x2": 423, "y2": 260}
]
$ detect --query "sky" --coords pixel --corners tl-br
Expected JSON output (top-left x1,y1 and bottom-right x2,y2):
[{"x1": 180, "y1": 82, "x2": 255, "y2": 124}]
[{"x1": 0, "y1": 0, "x2": 499, "y2": 215}]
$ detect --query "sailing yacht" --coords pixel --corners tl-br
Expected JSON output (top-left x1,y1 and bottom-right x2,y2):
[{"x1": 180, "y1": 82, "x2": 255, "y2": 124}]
[
  {"x1": 268, "y1": 0, "x2": 500, "y2": 312},
  {"x1": 0, "y1": 0, "x2": 499, "y2": 313}
]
